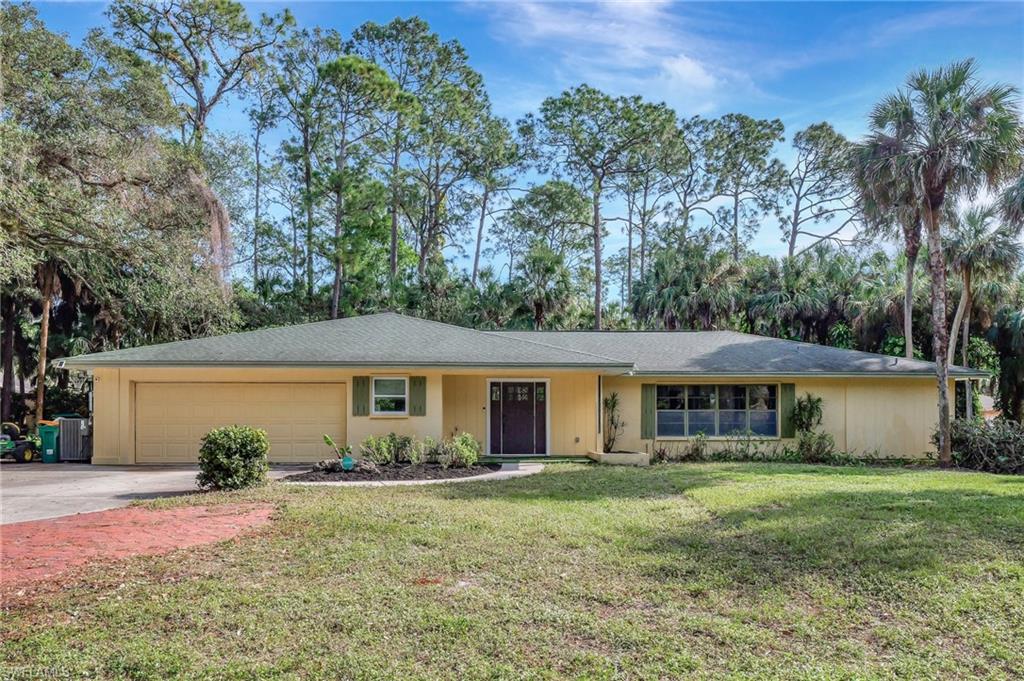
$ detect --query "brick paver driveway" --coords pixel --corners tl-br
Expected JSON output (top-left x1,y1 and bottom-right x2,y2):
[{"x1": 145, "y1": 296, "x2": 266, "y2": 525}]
[{"x1": 1, "y1": 503, "x2": 274, "y2": 594}]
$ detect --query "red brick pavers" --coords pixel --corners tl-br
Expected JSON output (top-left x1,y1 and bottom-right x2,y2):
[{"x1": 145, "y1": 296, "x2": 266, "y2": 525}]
[{"x1": 0, "y1": 504, "x2": 273, "y2": 593}]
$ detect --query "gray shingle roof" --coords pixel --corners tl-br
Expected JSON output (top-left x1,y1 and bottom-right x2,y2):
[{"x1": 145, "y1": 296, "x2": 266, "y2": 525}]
[
  {"x1": 490, "y1": 330, "x2": 986, "y2": 377},
  {"x1": 61, "y1": 312, "x2": 985, "y2": 377},
  {"x1": 60, "y1": 313, "x2": 631, "y2": 369}
]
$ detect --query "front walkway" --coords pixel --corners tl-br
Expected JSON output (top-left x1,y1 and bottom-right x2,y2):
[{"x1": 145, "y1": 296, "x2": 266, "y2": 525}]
[{"x1": 0, "y1": 503, "x2": 274, "y2": 595}]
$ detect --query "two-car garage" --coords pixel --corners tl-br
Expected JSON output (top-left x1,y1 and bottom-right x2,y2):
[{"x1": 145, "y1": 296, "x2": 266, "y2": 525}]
[{"x1": 134, "y1": 382, "x2": 346, "y2": 464}]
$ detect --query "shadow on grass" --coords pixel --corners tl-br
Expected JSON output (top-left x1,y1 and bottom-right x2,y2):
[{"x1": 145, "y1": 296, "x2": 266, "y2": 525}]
[
  {"x1": 437, "y1": 463, "x2": 725, "y2": 502},
  {"x1": 437, "y1": 462, "x2": 1024, "y2": 583},
  {"x1": 634, "y1": 485, "x2": 1024, "y2": 585},
  {"x1": 439, "y1": 461, "x2": 928, "y2": 503}
]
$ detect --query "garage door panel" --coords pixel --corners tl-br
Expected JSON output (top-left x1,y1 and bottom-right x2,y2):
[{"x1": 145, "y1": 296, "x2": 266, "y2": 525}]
[{"x1": 135, "y1": 383, "x2": 346, "y2": 463}]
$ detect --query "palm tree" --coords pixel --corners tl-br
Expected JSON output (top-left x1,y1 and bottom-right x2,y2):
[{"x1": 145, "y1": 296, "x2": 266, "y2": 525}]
[
  {"x1": 632, "y1": 237, "x2": 743, "y2": 331},
  {"x1": 516, "y1": 242, "x2": 572, "y2": 330},
  {"x1": 989, "y1": 305, "x2": 1024, "y2": 421},
  {"x1": 847, "y1": 251, "x2": 909, "y2": 352},
  {"x1": 946, "y1": 206, "x2": 1024, "y2": 366},
  {"x1": 747, "y1": 255, "x2": 828, "y2": 342},
  {"x1": 1001, "y1": 175, "x2": 1024, "y2": 226},
  {"x1": 852, "y1": 60, "x2": 1021, "y2": 465},
  {"x1": 858, "y1": 198, "x2": 922, "y2": 359}
]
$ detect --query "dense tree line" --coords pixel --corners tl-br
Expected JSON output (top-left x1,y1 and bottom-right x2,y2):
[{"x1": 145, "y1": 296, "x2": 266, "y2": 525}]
[{"x1": 2, "y1": 2, "x2": 1023, "y2": 456}]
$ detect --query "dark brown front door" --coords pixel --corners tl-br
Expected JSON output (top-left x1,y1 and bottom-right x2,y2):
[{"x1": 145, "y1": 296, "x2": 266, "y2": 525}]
[{"x1": 489, "y1": 381, "x2": 547, "y2": 455}]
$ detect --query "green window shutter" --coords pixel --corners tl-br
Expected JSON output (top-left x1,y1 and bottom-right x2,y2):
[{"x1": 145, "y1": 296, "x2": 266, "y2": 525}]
[
  {"x1": 352, "y1": 376, "x2": 370, "y2": 417},
  {"x1": 780, "y1": 383, "x2": 796, "y2": 438},
  {"x1": 641, "y1": 383, "x2": 656, "y2": 440},
  {"x1": 409, "y1": 376, "x2": 427, "y2": 416}
]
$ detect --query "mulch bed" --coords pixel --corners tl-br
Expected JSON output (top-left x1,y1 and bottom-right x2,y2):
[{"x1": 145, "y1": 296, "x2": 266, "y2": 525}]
[{"x1": 283, "y1": 463, "x2": 500, "y2": 483}]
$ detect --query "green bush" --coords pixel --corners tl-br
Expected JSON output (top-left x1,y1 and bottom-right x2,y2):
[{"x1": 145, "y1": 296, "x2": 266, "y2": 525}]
[
  {"x1": 410, "y1": 436, "x2": 442, "y2": 465},
  {"x1": 360, "y1": 433, "x2": 414, "y2": 465},
  {"x1": 439, "y1": 432, "x2": 480, "y2": 468},
  {"x1": 795, "y1": 430, "x2": 837, "y2": 463},
  {"x1": 359, "y1": 432, "x2": 479, "y2": 468},
  {"x1": 792, "y1": 393, "x2": 824, "y2": 434},
  {"x1": 197, "y1": 425, "x2": 269, "y2": 491},
  {"x1": 943, "y1": 418, "x2": 1024, "y2": 475}
]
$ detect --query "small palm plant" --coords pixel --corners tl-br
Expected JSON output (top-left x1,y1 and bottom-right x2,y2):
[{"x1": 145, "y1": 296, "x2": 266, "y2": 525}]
[{"x1": 323, "y1": 434, "x2": 354, "y2": 471}]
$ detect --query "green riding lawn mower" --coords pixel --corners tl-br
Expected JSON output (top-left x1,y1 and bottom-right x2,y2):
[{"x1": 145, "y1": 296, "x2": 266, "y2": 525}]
[{"x1": 1, "y1": 422, "x2": 38, "y2": 463}]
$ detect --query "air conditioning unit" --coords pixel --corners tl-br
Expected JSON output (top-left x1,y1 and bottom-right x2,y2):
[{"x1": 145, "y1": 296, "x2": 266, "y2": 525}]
[{"x1": 59, "y1": 418, "x2": 92, "y2": 462}]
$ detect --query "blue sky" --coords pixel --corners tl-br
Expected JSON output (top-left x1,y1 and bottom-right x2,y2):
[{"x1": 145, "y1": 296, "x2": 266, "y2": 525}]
[{"x1": 34, "y1": 1, "x2": 1024, "y2": 260}]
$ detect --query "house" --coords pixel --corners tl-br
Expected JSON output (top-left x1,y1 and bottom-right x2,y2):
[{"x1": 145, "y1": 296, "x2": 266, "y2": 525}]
[{"x1": 59, "y1": 312, "x2": 984, "y2": 464}]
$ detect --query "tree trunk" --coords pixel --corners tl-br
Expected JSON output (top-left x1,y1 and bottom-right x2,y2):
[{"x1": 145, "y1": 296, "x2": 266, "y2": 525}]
[
  {"x1": 331, "y1": 139, "x2": 348, "y2": 320},
  {"x1": 903, "y1": 249, "x2": 917, "y2": 359},
  {"x1": 388, "y1": 127, "x2": 402, "y2": 285},
  {"x1": 303, "y1": 136, "x2": 315, "y2": 308},
  {"x1": 1, "y1": 292, "x2": 15, "y2": 422},
  {"x1": 902, "y1": 217, "x2": 921, "y2": 359},
  {"x1": 787, "y1": 199, "x2": 801, "y2": 258},
  {"x1": 639, "y1": 221, "x2": 647, "y2": 282},
  {"x1": 626, "y1": 200, "x2": 634, "y2": 306},
  {"x1": 731, "y1": 193, "x2": 741, "y2": 261},
  {"x1": 253, "y1": 126, "x2": 262, "y2": 285},
  {"x1": 961, "y1": 276, "x2": 974, "y2": 420},
  {"x1": 593, "y1": 184, "x2": 603, "y2": 330},
  {"x1": 34, "y1": 264, "x2": 56, "y2": 425},
  {"x1": 924, "y1": 204, "x2": 951, "y2": 466},
  {"x1": 471, "y1": 187, "x2": 489, "y2": 287},
  {"x1": 947, "y1": 268, "x2": 970, "y2": 366}
]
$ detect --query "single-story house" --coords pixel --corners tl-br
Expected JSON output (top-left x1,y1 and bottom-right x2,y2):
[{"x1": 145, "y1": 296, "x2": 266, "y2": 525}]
[{"x1": 59, "y1": 312, "x2": 984, "y2": 464}]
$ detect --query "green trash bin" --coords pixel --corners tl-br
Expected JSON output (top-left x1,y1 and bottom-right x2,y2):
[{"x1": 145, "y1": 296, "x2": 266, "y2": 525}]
[{"x1": 38, "y1": 421, "x2": 60, "y2": 464}]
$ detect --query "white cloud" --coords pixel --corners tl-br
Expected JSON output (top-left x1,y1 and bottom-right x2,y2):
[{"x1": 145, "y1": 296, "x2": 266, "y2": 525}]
[
  {"x1": 659, "y1": 54, "x2": 718, "y2": 91},
  {"x1": 465, "y1": 0, "x2": 749, "y2": 114}
]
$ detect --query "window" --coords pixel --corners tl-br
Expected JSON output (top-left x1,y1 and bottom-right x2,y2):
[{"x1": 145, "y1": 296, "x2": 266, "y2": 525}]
[
  {"x1": 654, "y1": 385, "x2": 778, "y2": 438},
  {"x1": 372, "y1": 377, "x2": 408, "y2": 415}
]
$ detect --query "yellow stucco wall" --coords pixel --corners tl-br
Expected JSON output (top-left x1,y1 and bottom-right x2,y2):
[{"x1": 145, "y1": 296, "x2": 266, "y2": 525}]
[
  {"x1": 602, "y1": 375, "x2": 947, "y2": 459},
  {"x1": 91, "y1": 367, "x2": 444, "y2": 465},
  {"x1": 91, "y1": 366, "x2": 600, "y2": 464},
  {"x1": 441, "y1": 372, "x2": 599, "y2": 455},
  {"x1": 90, "y1": 365, "x2": 947, "y2": 464}
]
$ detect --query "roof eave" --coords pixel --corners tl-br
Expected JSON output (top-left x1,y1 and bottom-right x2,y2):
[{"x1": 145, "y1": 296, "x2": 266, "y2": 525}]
[
  {"x1": 625, "y1": 370, "x2": 989, "y2": 378},
  {"x1": 58, "y1": 359, "x2": 634, "y2": 372}
]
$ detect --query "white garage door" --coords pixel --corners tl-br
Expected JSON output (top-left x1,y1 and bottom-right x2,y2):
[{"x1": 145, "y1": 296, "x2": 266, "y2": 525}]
[{"x1": 135, "y1": 383, "x2": 346, "y2": 463}]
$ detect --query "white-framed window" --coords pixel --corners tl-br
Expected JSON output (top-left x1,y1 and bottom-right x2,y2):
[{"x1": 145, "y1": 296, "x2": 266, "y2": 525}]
[
  {"x1": 372, "y1": 376, "x2": 408, "y2": 416},
  {"x1": 656, "y1": 384, "x2": 778, "y2": 438}
]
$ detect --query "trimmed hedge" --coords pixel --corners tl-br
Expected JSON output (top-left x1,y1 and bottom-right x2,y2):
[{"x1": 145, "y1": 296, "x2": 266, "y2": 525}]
[
  {"x1": 946, "y1": 419, "x2": 1024, "y2": 475},
  {"x1": 197, "y1": 425, "x2": 270, "y2": 490}
]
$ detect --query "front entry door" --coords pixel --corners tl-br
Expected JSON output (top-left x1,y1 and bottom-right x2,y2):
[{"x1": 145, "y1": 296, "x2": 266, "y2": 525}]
[{"x1": 489, "y1": 381, "x2": 547, "y2": 455}]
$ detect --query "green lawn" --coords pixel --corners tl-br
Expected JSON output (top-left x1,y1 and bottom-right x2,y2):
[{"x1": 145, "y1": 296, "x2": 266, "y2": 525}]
[{"x1": 3, "y1": 464, "x2": 1024, "y2": 680}]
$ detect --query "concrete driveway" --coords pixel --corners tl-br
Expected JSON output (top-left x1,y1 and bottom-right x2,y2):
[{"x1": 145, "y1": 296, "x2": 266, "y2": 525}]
[{"x1": 0, "y1": 463, "x2": 296, "y2": 524}]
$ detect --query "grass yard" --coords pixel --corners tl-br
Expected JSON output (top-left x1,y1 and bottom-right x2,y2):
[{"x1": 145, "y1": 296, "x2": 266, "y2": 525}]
[{"x1": 3, "y1": 463, "x2": 1023, "y2": 680}]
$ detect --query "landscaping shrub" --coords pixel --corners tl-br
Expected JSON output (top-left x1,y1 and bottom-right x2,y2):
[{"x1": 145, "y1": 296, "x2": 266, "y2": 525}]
[
  {"x1": 792, "y1": 393, "x2": 824, "y2": 433},
  {"x1": 360, "y1": 433, "x2": 414, "y2": 465},
  {"x1": 795, "y1": 431, "x2": 837, "y2": 464},
  {"x1": 602, "y1": 391, "x2": 625, "y2": 452},
  {"x1": 410, "y1": 437, "x2": 441, "y2": 465},
  {"x1": 197, "y1": 425, "x2": 269, "y2": 491},
  {"x1": 649, "y1": 431, "x2": 897, "y2": 468},
  {"x1": 438, "y1": 432, "x2": 480, "y2": 468},
  {"x1": 943, "y1": 418, "x2": 1024, "y2": 475},
  {"x1": 358, "y1": 433, "x2": 478, "y2": 468}
]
